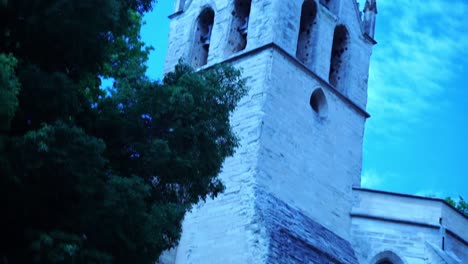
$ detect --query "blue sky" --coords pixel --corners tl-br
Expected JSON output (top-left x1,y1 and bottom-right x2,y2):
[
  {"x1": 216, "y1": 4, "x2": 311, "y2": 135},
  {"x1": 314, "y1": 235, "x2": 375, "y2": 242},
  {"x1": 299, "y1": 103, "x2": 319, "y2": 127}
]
[{"x1": 140, "y1": 0, "x2": 468, "y2": 199}]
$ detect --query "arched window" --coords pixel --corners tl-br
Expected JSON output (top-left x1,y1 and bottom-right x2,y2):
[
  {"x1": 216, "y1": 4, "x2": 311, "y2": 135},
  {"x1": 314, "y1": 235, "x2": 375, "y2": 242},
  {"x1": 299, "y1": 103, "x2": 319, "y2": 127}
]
[
  {"x1": 296, "y1": 0, "x2": 318, "y2": 66},
  {"x1": 371, "y1": 251, "x2": 404, "y2": 264},
  {"x1": 377, "y1": 260, "x2": 393, "y2": 264},
  {"x1": 329, "y1": 25, "x2": 349, "y2": 91},
  {"x1": 191, "y1": 8, "x2": 215, "y2": 68},
  {"x1": 226, "y1": 0, "x2": 251, "y2": 56}
]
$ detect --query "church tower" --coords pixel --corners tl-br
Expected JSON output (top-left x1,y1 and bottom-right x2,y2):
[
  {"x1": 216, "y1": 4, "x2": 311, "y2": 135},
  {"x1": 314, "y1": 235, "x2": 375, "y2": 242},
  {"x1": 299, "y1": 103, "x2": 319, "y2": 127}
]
[{"x1": 163, "y1": 0, "x2": 377, "y2": 262}]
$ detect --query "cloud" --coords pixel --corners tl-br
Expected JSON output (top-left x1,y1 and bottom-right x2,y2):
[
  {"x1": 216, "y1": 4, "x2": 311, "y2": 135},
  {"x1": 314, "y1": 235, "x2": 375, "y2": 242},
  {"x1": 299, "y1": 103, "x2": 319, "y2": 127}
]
[
  {"x1": 361, "y1": 169, "x2": 384, "y2": 189},
  {"x1": 414, "y1": 190, "x2": 444, "y2": 199},
  {"x1": 364, "y1": 0, "x2": 468, "y2": 140}
]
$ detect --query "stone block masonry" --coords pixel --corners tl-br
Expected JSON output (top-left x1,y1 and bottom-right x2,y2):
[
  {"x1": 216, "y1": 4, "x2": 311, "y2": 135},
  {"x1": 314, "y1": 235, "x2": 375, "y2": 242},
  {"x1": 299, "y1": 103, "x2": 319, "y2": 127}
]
[{"x1": 161, "y1": 0, "x2": 467, "y2": 263}]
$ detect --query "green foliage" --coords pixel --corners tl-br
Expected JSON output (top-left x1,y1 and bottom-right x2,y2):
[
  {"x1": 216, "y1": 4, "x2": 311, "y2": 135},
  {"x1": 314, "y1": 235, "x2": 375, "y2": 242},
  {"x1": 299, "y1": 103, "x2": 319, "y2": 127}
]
[
  {"x1": 0, "y1": 0, "x2": 247, "y2": 263},
  {"x1": 0, "y1": 53, "x2": 20, "y2": 132},
  {"x1": 94, "y1": 63, "x2": 246, "y2": 206},
  {"x1": 445, "y1": 196, "x2": 468, "y2": 216},
  {"x1": 0, "y1": 52, "x2": 20, "y2": 201}
]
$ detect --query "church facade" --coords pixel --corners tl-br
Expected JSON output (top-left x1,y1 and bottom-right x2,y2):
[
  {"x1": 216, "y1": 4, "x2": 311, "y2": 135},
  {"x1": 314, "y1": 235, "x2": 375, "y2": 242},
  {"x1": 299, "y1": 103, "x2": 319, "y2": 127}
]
[{"x1": 161, "y1": 0, "x2": 468, "y2": 263}]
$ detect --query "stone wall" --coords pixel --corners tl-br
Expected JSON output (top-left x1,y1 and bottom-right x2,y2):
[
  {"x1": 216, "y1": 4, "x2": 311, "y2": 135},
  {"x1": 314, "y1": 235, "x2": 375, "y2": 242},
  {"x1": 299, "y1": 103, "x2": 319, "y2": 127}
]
[
  {"x1": 257, "y1": 188, "x2": 358, "y2": 264},
  {"x1": 160, "y1": 1, "x2": 468, "y2": 263},
  {"x1": 171, "y1": 50, "x2": 271, "y2": 264},
  {"x1": 257, "y1": 46, "x2": 368, "y2": 240},
  {"x1": 163, "y1": 1, "x2": 376, "y2": 263},
  {"x1": 164, "y1": 0, "x2": 374, "y2": 109},
  {"x1": 168, "y1": 42, "x2": 371, "y2": 262},
  {"x1": 351, "y1": 188, "x2": 468, "y2": 264}
]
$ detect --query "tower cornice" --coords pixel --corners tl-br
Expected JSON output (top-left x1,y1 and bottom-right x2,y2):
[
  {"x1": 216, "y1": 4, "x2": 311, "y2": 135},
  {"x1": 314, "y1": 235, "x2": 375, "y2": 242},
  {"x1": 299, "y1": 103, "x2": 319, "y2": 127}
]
[{"x1": 216, "y1": 42, "x2": 371, "y2": 118}]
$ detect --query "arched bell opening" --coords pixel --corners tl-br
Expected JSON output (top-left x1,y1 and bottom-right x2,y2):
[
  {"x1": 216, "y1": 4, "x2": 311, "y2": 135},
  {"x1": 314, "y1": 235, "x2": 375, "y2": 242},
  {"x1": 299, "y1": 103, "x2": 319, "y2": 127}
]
[
  {"x1": 371, "y1": 250, "x2": 405, "y2": 264},
  {"x1": 226, "y1": 0, "x2": 252, "y2": 56},
  {"x1": 296, "y1": 0, "x2": 318, "y2": 67},
  {"x1": 191, "y1": 7, "x2": 215, "y2": 68},
  {"x1": 329, "y1": 25, "x2": 349, "y2": 92}
]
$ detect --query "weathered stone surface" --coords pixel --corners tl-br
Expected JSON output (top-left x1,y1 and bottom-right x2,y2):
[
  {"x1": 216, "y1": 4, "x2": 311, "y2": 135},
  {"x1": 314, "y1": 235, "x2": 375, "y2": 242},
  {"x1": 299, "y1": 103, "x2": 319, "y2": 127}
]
[
  {"x1": 256, "y1": 189, "x2": 358, "y2": 264},
  {"x1": 351, "y1": 188, "x2": 468, "y2": 264},
  {"x1": 161, "y1": 1, "x2": 468, "y2": 263},
  {"x1": 163, "y1": 1, "x2": 373, "y2": 263}
]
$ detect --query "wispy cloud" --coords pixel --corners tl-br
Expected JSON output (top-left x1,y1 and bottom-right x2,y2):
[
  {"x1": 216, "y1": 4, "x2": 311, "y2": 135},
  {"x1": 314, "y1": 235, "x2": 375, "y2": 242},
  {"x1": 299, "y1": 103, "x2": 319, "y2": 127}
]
[
  {"x1": 414, "y1": 189, "x2": 444, "y2": 199},
  {"x1": 360, "y1": 169, "x2": 400, "y2": 189},
  {"x1": 361, "y1": 169, "x2": 384, "y2": 189},
  {"x1": 364, "y1": 0, "x2": 468, "y2": 140}
]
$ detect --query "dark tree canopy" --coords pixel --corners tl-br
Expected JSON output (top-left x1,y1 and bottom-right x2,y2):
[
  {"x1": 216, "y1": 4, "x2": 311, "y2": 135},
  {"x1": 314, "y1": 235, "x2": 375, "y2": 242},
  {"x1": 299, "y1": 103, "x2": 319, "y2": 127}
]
[{"x1": 0, "y1": 1, "x2": 247, "y2": 263}]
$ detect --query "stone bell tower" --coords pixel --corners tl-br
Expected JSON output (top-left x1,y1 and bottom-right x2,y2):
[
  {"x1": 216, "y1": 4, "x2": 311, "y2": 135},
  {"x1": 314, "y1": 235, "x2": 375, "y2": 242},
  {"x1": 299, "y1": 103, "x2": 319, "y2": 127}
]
[{"x1": 163, "y1": 0, "x2": 377, "y2": 263}]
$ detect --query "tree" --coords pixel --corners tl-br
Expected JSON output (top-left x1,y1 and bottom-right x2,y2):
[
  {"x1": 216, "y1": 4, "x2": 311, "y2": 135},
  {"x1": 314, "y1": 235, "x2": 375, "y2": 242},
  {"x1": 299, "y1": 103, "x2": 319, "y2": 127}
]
[
  {"x1": 0, "y1": 54, "x2": 20, "y2": 133},
  {"x1": 445, "y1": 196, "x2": 468, "y2": 217},
  {"x1": 0, "y1": 1, "x2": 247, "y2": 263}
]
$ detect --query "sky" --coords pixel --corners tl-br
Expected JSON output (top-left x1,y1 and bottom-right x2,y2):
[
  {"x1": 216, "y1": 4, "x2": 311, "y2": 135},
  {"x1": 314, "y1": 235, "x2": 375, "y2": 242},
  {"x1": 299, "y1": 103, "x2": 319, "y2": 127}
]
[{"x1": 140, "y1": 0, "x2": 468, "y2": 199}]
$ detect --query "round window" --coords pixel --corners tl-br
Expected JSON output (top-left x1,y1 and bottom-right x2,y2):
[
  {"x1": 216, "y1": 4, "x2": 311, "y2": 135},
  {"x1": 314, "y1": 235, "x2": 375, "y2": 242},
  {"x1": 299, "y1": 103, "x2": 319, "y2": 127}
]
[{"x1": 310, "y1": 88, "x2": 328, "y2": 118}]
